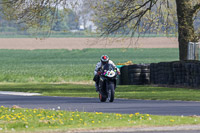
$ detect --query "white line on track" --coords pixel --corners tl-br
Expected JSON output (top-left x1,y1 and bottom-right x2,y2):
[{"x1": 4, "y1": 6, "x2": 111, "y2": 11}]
[{"x1": 0, "y1": 91, "x2": 41, "y2": 96}]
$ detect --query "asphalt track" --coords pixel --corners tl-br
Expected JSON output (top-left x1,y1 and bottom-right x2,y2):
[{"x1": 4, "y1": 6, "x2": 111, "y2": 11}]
[{"x1": 1, "y1": 94, "x2": 200, "y2": 116}]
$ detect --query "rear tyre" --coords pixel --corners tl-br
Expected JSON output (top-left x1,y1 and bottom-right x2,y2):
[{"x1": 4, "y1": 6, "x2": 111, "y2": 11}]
[
  {"x1": 107, "y1": 83, "x2": 115, "y2": 102},
  {"x1": 99, "y1": 93, "x2": 107, "y2": 102}
]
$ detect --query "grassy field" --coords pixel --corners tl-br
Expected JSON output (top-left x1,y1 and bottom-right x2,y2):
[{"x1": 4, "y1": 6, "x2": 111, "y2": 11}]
[
  {"x1": 1, "y1": 106, "x2": 200, "y2": 132},
  {"x1": 0, "y1": 48, "x2": 178, "y2": 83}
]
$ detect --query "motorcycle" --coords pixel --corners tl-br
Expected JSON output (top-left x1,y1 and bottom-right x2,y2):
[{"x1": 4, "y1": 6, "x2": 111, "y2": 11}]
[{"x1": 98, "y1": 64, "x2": 118, "y2": 102}]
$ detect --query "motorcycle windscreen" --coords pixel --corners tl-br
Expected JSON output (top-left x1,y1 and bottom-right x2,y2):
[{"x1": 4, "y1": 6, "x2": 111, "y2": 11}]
[{"x1": 103, "y1": 64, "x2": 115, "y2": 71}]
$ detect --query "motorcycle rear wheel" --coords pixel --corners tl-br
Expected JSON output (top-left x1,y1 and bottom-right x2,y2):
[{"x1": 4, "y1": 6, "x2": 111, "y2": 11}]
[
  {"x1": 99, "y1": 93, "x2": 107, "y2": 102},
  {"x1": 107, "y1": 83, "x2": 115, "y2": 102}
]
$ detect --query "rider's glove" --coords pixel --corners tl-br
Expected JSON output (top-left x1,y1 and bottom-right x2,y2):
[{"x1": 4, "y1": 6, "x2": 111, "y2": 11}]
[
  {"x1": 117, "y1": 71, "x2": 121, "y2": 75},
  {"x1": 97, "y1": 71, "x2": 102, "y2": 75}
]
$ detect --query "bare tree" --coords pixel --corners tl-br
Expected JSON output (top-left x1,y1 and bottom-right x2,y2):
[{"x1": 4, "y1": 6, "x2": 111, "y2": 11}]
[{"x1": 91, "y1": 0, "x2": 200, "y2": 60}]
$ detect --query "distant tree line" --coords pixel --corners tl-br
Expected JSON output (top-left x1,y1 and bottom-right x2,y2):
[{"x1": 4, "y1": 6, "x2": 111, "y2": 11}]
[
  {"x1": 0, "y1": 8, "x2": 80, "y2": 36},
  {"x1": 0, "y1": 0, "x2": 200, "y2": 40}
]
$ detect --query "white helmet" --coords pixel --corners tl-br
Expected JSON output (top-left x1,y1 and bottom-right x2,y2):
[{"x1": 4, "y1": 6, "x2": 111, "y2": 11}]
[{"x1": 101, "y1": 55, "x2": 109, "y2": 65}]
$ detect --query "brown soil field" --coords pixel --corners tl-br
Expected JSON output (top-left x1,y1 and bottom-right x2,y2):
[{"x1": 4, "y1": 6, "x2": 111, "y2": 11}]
[{"x1": 0, "y1": 37, "x2": 178, "y2": 50}]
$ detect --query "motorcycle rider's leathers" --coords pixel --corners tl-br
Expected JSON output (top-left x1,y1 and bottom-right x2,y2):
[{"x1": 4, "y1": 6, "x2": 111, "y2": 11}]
[{"x1": 93, "y1": 60, "x2": 120, "y2": 91}]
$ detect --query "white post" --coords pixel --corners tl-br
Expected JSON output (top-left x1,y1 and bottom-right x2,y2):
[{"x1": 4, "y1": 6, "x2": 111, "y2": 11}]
[
  {"x1": 194, "y1": 42, "x2": 199, "y2": 60},
  {"x1": 187, "y1": 42, "x2": 199, "y2": 60}
]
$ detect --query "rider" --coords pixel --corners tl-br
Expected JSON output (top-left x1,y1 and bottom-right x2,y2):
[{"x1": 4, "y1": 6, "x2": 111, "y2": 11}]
[{"x1": 93, "y1": 55, "x2": 120, "y2": 92}]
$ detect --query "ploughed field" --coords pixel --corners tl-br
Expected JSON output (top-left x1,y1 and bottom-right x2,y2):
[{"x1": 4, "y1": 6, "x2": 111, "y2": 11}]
[
  {"x1": 0, "y1": 37, "x2": 178, "y2": 50},
  {"x1": 0, "y1": 37, "x2": 179, "y2": 83}
]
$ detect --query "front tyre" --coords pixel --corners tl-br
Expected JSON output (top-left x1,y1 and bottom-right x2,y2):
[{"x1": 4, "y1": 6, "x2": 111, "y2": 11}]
[
  {"x1": 107, "y1": 83, "x2": 115, "y2": 102},
  {"x1": 99, "y1": 93, "x2": 107, "y2": 102}
]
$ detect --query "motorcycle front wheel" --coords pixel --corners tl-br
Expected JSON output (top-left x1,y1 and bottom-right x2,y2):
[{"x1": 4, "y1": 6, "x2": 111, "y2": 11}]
[
  {"x1": 107, "y1": 83, "x2": 115, "y2": 102},
  {"x1": 99, "y1": 93, "x2": 107, "y2": 102}
]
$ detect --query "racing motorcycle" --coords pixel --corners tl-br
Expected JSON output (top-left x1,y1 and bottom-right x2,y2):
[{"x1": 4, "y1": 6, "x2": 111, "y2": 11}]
[{"x1": 98, "y1": 64, "x2": 118, "y2": 102}]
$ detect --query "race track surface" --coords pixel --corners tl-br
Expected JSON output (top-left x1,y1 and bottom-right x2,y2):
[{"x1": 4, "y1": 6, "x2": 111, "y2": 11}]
[{"x1": 1, "y1": 94, "x2": 200, "y2": 116}]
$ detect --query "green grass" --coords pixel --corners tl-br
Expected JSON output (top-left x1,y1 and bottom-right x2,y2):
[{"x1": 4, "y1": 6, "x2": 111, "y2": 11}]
[
  {"x1": 0, "y1": 48, "x2": 178, "y2": 83},
  {"x1": 1, "y1": 83, "x2": 200, "y2": 101},
  {"x1": 0, "y1": 106, "x2": 200, "y2": 132}
]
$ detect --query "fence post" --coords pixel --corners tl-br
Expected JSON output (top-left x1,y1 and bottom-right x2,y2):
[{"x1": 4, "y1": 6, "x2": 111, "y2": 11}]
[
  {"x1": 194, "y1": 42, "x2": 199, "y2": 60},
  {"x1": 187, "y1": 42, "x2": 199, "y2": 60}
]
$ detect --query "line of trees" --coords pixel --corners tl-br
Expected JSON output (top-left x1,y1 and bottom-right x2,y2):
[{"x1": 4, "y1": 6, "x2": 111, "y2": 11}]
[{"x1": 0, "y1": 6, "x2": 80, "y2": 34}]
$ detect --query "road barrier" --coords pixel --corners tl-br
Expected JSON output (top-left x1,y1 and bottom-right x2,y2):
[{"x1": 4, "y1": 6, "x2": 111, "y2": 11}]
[
  {"x1": 150, "y1": 60, "x2": 200, "y2": 88},
  {"x1": 119, "y1": 61, "x2": 200, "y2": 88},
  {"x1": 119, "y1": 64, "x2": 150, "y2": 85}
]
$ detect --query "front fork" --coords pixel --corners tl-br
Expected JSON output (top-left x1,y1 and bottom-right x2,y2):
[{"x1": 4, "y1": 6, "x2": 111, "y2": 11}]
[{"x1": 99, "y1": 77, "x2": 116, "y2": 97}]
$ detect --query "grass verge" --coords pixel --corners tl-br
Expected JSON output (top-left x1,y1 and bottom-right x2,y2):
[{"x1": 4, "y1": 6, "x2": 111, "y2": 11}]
[
  {"x1": 0, "y1": 83, "x2": 200, "y2": 101},
  {"x1": 0, "y1": 106, "x2": 200, "y2": 132}
]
